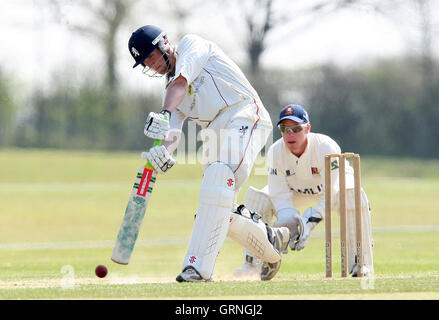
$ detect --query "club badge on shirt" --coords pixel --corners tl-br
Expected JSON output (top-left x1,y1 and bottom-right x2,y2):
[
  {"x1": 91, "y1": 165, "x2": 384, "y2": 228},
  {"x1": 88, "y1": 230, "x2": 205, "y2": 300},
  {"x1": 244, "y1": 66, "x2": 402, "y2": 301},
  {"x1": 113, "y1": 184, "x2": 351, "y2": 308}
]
[
  {"x1": 188, "y1": 84, "x2": 194, "y2": 96},
  {"x1": 311, "y1": 167, "x2": 319, "y2": 174}
]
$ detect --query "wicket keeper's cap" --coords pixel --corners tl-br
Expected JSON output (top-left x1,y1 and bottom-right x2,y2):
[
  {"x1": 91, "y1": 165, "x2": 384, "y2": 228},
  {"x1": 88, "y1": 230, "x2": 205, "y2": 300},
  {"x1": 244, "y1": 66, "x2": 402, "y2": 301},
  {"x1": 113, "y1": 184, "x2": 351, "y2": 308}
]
[
  {"x1": 277, "y1": 104, "x2": 310, "y2": 125},
  {"x1": 128, "y1": 25, "x2": 166, "y2": 68}
]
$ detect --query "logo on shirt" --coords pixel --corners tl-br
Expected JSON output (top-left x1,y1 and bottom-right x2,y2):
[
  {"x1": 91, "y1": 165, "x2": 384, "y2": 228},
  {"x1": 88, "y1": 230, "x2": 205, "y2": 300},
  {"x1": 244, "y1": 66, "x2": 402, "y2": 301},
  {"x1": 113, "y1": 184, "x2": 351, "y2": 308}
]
[
  {"x1": 290, "y1": 184, "x2": 323, "y2": 195},
  {"x1": 188, "y1": 84, "x2": 194, "y2": 96},
  {"x1": 239, "y1": 126, "x2": 248, "y2": 136},
  {"x1": 311, "y1": 167, "x2": 319, "y2": 174},
  {"x1": 286, "y1": 170, "x2": 295, "y2": 176}
]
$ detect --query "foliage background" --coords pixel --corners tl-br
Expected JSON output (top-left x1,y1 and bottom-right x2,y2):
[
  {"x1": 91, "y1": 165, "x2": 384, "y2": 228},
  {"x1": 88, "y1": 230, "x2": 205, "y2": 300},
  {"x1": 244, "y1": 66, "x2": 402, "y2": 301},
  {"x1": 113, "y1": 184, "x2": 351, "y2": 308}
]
[{"x1": 1, "y1": 0, "x2": 438, "y2": 157}]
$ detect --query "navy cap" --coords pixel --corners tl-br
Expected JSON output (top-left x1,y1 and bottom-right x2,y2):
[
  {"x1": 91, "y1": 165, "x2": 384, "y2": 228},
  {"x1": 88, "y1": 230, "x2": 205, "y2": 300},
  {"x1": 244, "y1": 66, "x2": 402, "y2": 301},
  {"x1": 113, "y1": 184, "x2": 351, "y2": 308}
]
[
  {"x1": 277, "y1": 104, "x2": 310, "y2": 126},
  {"x1": 128, "y1": 25, "x2": 165, "y2": 68}
]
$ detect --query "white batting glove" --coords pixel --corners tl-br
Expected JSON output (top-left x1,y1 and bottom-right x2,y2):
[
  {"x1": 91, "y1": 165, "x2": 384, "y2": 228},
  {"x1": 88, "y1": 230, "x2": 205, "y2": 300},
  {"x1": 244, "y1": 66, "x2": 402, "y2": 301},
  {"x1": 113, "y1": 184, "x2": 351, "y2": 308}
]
[
  {"x1": 144, "y1": 110, "x2": 170, "y2": 140},
  {"x1": 294, "y1": 207, "x2": 322, "y2": 251},
  {"x1": 142, "y1": 145, "x2": 176, "y2": 174}
]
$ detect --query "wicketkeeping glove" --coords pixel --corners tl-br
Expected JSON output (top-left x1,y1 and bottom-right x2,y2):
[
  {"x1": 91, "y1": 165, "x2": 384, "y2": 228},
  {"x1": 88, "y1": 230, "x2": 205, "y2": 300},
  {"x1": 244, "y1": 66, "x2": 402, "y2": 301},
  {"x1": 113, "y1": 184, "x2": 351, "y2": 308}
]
[
  {"x1": 144, "y1": 110, "x2": 171, "y2": 140},
  {"x1": 294, "y1": 207, "x2": 323, "y2": 251},
  {"x1": 142, "y1": 145, "x2": 176, "y2": 174},
  {"x1": 273, "y1": 208, "x2": 302, "y2": 250}
]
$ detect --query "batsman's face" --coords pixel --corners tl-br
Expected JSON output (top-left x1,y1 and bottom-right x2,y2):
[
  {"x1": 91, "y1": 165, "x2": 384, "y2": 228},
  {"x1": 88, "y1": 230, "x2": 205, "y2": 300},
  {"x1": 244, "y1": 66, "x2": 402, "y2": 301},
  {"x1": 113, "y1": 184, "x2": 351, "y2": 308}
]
[
  {"x1": 280, "y1": 119, "x2": 310, "y2": 156},
  {"x1": 143, "y1": 49, "x2": 168, "y2": 74}
]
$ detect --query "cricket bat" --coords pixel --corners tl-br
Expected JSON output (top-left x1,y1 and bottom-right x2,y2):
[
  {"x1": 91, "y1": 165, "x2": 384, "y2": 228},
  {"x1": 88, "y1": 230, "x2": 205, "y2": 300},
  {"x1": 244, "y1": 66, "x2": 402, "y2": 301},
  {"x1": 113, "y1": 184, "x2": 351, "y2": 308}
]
[{"x1": 111, "y1": 139, "x2": 162, "y2": 265}]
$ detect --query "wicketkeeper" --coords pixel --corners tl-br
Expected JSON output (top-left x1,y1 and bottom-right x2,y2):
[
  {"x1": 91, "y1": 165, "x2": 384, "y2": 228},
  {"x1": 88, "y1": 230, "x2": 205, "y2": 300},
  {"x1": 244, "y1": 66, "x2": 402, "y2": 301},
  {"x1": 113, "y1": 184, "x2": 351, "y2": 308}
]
[
  {"x1": 235, "y1": 104, "x2": 374, "y2": 280},
  {"x1": 128, "y1": 25, "x2": 291, "y2": 282}
]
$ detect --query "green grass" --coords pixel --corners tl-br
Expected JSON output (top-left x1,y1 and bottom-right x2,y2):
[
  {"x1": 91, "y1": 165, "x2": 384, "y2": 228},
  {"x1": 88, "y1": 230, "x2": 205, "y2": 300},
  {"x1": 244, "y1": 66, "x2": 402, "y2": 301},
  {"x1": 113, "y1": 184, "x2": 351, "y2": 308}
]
[
  {"x1": 1, "y1": 274, "x2": 438, "y2": 299},
  {"x1": 0, "y1": 148, "x2": 438, "y2": 300}
]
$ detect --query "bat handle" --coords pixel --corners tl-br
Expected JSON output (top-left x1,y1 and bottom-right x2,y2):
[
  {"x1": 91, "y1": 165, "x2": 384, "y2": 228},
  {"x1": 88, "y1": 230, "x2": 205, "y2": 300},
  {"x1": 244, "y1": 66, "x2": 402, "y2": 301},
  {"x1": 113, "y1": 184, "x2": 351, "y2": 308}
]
[
  {"x1": 152, "y1": 139, "x2": 162, "y2": 147},
  {"x1": 145, "y1": 139, "x2": 163, "y2": 168},
  {"x1": 145, "y1": 114, "x2": 168, "y2": 168}
]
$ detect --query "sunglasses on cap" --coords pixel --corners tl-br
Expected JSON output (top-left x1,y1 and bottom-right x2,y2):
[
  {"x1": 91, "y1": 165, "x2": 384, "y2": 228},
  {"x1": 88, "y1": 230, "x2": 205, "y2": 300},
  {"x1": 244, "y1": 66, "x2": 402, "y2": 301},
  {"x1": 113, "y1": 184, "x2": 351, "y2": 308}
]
[{"x1": 279, "y1": 123, "x2": 308, "y2": 134}]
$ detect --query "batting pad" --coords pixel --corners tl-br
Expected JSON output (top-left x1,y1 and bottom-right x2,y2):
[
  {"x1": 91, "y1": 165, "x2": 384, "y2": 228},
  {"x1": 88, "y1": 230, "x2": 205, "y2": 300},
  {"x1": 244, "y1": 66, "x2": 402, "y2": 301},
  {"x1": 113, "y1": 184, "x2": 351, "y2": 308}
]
[
  {"x1": 228, "y1": 206, "x2": 282, "y2": 264},
  {"x1": 244, "y1": 186, "x2": 275, "y2": 225},
  {"x1": 346, "y1": 188, "x2": 374, "y2": 274},
  {"x1": 183, "y1": 162, "x2": 235, "y2": 280},
  {"x1": 239, "y1": 186, "x2": 275, "y2": 264}
]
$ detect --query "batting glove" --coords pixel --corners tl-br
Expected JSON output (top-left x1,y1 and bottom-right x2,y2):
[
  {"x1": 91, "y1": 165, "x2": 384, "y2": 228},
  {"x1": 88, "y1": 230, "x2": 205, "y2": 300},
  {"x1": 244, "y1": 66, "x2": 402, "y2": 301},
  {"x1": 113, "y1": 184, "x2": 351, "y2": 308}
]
[
  {"x1": 142, "y1": 145, "x2": 176, "y2": 174},
  {"x1": 144, "y1": 110, "x2": 170, "y2": 140}
]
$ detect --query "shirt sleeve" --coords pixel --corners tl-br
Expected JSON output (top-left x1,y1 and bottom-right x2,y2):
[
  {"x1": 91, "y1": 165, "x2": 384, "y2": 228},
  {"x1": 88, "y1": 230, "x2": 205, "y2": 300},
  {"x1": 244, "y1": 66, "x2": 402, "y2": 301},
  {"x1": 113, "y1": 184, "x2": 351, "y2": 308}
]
[
  {"x1": 267, "y1": 144, "x2": 294, "y2": 212},
  {"x1": 174, "y1": 35, "x2": 211, "y2": 85}
]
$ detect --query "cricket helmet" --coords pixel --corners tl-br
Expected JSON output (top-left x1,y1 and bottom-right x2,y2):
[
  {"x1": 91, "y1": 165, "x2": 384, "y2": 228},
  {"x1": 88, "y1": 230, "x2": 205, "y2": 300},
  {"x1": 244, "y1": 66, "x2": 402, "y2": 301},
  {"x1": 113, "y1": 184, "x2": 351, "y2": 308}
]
[{"x1": 128, "y1": 25, "x2": 169, "y2": 68}]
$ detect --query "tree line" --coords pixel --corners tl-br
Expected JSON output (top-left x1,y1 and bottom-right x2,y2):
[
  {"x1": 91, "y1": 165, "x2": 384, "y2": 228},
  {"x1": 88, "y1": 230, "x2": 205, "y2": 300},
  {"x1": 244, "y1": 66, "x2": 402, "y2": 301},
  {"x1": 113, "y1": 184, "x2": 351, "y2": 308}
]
[
  {"x1": 0, "y1": 0, "x2": 437, "y2": 157},
  {"x1": 1, "y1": 54, "x2": 438, "y2": 157}
]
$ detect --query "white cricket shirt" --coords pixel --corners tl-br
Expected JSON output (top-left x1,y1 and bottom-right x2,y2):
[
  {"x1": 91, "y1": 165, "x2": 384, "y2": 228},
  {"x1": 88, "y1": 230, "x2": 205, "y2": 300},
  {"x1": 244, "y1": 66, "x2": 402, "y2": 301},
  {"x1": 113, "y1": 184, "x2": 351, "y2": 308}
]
[
  {"x1": 165, "y1": 34, "x2": 262, "y2": 130},
  {"x1": 267, "y1": 133, "x2": 354, "y2": 214}
]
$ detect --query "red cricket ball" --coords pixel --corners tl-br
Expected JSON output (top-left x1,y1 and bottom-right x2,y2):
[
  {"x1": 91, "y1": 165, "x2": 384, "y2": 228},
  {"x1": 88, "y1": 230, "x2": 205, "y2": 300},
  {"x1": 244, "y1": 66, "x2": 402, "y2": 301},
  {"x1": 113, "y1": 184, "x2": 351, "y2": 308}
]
[{"x1": 95, "y1": 265, "x2": 108, "y2": 278}]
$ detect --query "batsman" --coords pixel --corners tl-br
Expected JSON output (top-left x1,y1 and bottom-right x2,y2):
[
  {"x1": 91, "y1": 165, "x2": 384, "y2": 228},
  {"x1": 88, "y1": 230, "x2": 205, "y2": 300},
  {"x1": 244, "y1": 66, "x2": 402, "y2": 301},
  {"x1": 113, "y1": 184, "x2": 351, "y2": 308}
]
[
  {"x1": 128, "y1": 25, "x2": 291, "y2": 282},
  {"x1": 235, "y1": 104, "x2": 374, "y2": 280}
]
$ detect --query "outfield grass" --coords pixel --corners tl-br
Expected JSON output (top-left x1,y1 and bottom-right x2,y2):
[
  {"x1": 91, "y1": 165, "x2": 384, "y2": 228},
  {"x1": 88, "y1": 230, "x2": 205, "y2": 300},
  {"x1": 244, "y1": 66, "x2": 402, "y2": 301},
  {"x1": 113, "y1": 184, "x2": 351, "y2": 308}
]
[{"x1": 0, "y1": 148, "x2": 438, "y2": 300}]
